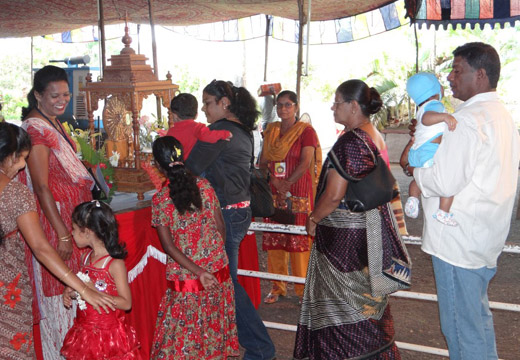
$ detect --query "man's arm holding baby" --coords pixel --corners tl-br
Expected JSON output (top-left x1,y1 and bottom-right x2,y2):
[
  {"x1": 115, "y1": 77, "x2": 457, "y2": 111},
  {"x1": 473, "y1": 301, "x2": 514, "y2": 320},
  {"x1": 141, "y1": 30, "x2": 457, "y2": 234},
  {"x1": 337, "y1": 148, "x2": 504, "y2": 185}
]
[{"x1": 414, "y1": 116, "x2": 481, "y2": 198}]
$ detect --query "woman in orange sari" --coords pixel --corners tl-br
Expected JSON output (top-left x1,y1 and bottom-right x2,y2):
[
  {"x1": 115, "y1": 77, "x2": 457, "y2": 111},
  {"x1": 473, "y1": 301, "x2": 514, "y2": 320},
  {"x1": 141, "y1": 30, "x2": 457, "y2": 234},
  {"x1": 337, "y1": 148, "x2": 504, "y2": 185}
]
[{"x1": 259, "y1": 90, "x2": 321, "y2": 304}]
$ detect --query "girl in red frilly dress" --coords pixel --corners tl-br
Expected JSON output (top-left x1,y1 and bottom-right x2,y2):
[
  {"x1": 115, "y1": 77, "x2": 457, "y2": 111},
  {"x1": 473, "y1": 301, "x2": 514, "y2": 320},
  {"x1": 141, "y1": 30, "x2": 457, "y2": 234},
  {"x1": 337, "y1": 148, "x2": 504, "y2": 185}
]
[
  {"x1": 61, "y1": 200, "x2": 141, "y2": 359},
  {"x1": 150, "y1": 136, "x2": 238, "y2": 359}
]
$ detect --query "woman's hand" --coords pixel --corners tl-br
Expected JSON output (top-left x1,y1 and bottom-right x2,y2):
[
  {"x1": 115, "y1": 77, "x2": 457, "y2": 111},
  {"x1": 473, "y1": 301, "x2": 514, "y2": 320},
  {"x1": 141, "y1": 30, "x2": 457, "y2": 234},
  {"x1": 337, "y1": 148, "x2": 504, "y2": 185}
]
[
  {"x1": 81, "y1": 286, "x2": 117, "y2": 314},
  {"x1": 199, "y1": 271, "x2": 219, "y2": 291},
  {"x1": 62, "y1": 286, "x2": 76, "y2": 309},
  {"x1": 306, "y1": 216, "x2": 317, "y2": 236},
  {"x1": 278, "y1": 179, "x2": 292, "y2": 196},
  {"x1": 57, "y1": 239, "x2": 73, "y2": 261}
]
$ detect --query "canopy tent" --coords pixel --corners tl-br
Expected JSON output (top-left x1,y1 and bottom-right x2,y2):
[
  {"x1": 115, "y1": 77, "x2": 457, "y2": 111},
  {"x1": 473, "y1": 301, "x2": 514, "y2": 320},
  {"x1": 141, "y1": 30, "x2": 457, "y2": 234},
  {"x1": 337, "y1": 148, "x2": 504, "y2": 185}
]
[
  {"x1": 0, "y1": 0, "x2": 397, "y2": 38},
  {"x1": 404, "y1": 0, "x2": 520, "y2": 29},
  {"x1": 44, "y1": 4, "x2": 408, "y2": 46}
]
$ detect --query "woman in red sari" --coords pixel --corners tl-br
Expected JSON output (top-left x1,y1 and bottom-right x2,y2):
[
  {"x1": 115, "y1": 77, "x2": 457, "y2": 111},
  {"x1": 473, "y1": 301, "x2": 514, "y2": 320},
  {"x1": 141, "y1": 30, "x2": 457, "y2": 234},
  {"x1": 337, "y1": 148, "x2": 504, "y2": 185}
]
[
  {"x1": 259, "y1": 90, "x2": 321, "y2": 304},
  {"x1": 19, "y1": 65, "x2": 94, "y2": 359}
]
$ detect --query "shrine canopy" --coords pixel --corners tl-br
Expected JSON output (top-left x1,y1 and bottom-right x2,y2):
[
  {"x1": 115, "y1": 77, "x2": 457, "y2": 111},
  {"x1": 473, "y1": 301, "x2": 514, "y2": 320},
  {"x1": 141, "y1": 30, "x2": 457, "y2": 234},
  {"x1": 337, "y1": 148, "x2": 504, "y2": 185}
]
[
  {"x1": 0, "y1": 0, "x2": 398, "y2": 38},
  {"x1": 404, "y1": 0, "x2": 520, "y2": 29}
]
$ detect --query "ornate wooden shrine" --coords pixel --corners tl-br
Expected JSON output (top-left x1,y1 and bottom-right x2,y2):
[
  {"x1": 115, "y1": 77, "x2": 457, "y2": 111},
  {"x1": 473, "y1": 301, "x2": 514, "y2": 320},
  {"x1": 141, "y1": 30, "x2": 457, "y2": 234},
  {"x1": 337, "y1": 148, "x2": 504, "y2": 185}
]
[{"x1": 81, "y1": 24, "x2": 178, "y2": 200}]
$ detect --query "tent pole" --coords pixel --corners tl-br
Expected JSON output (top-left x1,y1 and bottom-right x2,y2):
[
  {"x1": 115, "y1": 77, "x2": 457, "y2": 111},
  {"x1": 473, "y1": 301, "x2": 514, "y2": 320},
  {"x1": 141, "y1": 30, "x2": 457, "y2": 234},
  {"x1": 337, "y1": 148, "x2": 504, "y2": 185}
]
[
  {"x1": 296, "y1": 0, "x2": 304, "y2": 117},
  {"x1": 303, "y1": 0, "x2": 311, "y2": 76},
  {"x1": 30, "y1": 37, "x2": 34, "y2": 84},
  {"x1": 147, "y1": 0, "x2": 162, "y2": 120},
  {"x1": 414, "y1": 22, "x2": 419, "y2": 73},
  {"x1": 263, "y1": 15, "x2": 271, "y2": 82},
  {"x1": 97, "y1": 0, "x2": 106, "y2": 76}
]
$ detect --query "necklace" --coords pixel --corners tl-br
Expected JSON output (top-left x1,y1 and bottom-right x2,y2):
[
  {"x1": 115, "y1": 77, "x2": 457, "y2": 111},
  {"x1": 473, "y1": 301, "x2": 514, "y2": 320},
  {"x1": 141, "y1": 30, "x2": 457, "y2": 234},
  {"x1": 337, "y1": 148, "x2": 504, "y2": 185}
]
[
  {"x1": 34, "y1": 107, "x2": 75, "y2": 150},
  {"x1": 0, "y1": 168, "x2": 7, "y2": 176}
]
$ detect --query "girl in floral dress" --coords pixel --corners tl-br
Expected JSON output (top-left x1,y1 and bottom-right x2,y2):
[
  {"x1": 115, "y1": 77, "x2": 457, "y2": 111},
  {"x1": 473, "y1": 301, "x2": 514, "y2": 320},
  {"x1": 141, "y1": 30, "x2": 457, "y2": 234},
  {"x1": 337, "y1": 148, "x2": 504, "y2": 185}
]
[
  {"x1": 150, "y1": 136, "x2": 238, "y2": 359},
  {"x1": 61, "y1": 201, "x2": 141, "y2": 359}
]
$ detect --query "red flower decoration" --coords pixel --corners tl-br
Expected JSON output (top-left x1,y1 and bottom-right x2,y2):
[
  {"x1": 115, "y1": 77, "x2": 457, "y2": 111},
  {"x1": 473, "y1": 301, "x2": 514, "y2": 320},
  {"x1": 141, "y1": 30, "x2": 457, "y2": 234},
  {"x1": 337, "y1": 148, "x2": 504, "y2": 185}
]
[
  {"x1": 4, "y1": 287, "x2": 21, "y2": 309},
  {"x1": 10, "y1": 332, "x2": 29, "y2": 351},
  {"x1": 4, "y1": 273, "x2": 22, "y2": 309},
  {"x1": 99, "y1": 163, "x2": 107, "y2": 169}
]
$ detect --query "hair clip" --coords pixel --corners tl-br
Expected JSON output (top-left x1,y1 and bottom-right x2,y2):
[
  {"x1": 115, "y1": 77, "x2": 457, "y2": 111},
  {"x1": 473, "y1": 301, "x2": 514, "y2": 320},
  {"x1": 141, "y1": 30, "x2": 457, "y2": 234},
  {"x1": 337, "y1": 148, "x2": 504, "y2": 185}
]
[
  {"x1": 168, "y1": 161, "x2": 184, "y2": 167},
  {"x1": 174, "y1": 146, "x2": 182, "y2": 158},
  {"x1": 91, "y1": 200, "x2": 101, "y2": 207}
]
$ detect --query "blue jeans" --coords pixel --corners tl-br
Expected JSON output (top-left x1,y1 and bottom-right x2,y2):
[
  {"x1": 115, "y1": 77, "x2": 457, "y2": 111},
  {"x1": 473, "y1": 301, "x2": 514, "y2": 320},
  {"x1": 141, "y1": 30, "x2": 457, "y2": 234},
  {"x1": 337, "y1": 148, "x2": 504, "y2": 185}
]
[
  {"x1": 432, "y1": 256, "x2": 498, "y2": 360},
  {"x1": 222, "y1": 207, "x2": 276, "y2": 360}
]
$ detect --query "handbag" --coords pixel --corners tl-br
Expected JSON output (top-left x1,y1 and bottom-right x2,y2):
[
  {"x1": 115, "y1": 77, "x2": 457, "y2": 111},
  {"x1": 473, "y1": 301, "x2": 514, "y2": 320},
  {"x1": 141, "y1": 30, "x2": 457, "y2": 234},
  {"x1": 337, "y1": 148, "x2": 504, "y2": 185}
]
[
  {"x1": 249, "y1": 133, "x2": 275, "y2": 218},
  {"x1": 328, "y1": 131, "x2": 398, "y2": 212},
  {"x1": 250, "y1": 167, "x2": 275, "y2": 217},
  {"x1": 271, "y1": 198, "x2": 295, "y2": 224},
  {"x1": 85, "y1": 164, "x2": 108, "y2": 201}
]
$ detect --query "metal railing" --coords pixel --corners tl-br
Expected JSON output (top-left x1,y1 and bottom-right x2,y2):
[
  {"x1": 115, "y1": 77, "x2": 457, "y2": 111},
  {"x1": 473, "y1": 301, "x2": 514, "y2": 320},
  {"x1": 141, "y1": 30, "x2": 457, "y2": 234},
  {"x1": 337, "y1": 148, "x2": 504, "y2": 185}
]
[{"x1": 242, "y1": 221, "x2": 517, "y2": 358}]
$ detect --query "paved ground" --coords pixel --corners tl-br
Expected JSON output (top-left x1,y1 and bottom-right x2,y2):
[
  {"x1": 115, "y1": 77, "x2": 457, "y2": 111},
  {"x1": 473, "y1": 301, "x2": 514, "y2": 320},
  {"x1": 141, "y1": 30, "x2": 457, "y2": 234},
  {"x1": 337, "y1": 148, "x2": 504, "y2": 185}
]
[{"x1": 250, "y1": 164, "x2": 520, "y2": 360}]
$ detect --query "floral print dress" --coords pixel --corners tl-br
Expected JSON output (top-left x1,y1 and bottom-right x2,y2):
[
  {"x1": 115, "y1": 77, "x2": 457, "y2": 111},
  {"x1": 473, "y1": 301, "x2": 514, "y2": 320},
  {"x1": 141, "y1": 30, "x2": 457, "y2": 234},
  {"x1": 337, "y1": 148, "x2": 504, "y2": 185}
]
[
  {"x1": 150, "y1": 178, "x2": 238, "y2": 359},
  {"x1": 0, "y1": 181, "x2": 37, "y2": 359}
]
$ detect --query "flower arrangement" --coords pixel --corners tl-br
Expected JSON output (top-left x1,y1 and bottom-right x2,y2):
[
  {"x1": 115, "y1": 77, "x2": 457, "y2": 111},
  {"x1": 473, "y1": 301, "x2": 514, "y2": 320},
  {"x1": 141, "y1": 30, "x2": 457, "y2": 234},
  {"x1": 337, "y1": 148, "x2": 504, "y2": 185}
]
[
  {"x1": 138, "y1": 114, "x2": 167, "y2": 151},
  {"x1": 75, "y1": 271, "x2": 90, "y2": 310},
  {"x1": 63, "y1": 124, "x2": 117, "y2": 202}
]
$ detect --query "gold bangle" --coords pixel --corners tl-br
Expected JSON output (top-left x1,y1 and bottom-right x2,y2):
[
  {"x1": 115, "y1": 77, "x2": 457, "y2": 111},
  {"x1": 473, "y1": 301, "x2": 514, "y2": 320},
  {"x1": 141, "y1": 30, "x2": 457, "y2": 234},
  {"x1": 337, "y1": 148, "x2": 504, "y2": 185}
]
[
  {"x1": 309, "y1": 215, "x2": 319, "y2": 225},
  {"x1": 59, "y1": 234, "x2": 72, "y2": 242},
  {"x1": 59, "y1": 269, "x2": 72, "y2": 282}
]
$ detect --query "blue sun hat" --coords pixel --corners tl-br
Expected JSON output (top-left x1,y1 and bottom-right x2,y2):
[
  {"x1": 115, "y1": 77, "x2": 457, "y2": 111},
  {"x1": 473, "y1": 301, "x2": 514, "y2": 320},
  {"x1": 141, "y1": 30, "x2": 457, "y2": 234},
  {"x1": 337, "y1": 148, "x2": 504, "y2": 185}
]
[{"x1": 406, "y1": 72, "x2": 442, "y2": 106}]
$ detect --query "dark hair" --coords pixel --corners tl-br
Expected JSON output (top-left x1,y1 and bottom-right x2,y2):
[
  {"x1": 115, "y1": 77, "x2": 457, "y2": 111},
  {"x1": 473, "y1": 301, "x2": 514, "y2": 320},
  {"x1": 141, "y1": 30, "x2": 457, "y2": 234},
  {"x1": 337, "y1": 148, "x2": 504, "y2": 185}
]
[
  {"x1": 203, "y1": 80, "x2": 259, "y2": 131},
  {"x1": 0, "y1": 122, "x2": 32, "y2": 245},
  {"x1": 152, "y1": 136, "x2": 202, "y2": 215},
  {"x1": 21, "y1": 65, "x2": 69, "y2": 120},
  {"x1": 0, "y1": 122, "x2": 32, "y2": 165},
  {"x1": 276, "y1": 90, "x2": 298, "y2": 106},
  {"x1": 170, "y1": 93, "x2": 198, "y2": 120},
  {"x1": 452, "y1": 42, "x2": 500, "y2": 88},
  {"x1": 336, "y1": 79, "x2": 383, "y2": 117},
  {"x1": 72, "y1": 201, "x2": 127, "y2": 259}
]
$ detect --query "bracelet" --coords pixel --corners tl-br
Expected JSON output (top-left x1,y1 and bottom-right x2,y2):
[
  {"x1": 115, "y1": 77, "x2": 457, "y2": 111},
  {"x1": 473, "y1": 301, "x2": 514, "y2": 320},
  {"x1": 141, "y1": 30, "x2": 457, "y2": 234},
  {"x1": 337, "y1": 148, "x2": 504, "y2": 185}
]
[
  {"x1": 59, "y1": 234, "x2": 72, "y2": 242},
  {"x1": 309, "y1": 215, "x2": 319, "y2": 225},
  {"x1": 59, "y1": 269, "x2": 72, "y2": 282},
  {"x1": 402, "y1": 163, "x2": 412, "y2": 177},
  {"x1": 80, "y1": 284, "x2": 88, "y2": 296}
]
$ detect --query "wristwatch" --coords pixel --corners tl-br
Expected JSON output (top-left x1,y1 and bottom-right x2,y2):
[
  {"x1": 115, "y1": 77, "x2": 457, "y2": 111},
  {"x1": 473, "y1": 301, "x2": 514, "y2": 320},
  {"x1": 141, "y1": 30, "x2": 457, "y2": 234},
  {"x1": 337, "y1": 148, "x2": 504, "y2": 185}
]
[{"x1": 403, "y1": 163, "x2": 413, "y2": 177}]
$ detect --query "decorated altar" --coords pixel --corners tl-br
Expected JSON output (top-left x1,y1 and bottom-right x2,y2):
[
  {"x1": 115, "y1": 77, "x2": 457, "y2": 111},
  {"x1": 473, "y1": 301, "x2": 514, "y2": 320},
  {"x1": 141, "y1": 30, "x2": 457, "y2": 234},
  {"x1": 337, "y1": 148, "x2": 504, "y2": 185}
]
[{"x1": 80, "y1": 22, "x2": 178, "y2": 200}]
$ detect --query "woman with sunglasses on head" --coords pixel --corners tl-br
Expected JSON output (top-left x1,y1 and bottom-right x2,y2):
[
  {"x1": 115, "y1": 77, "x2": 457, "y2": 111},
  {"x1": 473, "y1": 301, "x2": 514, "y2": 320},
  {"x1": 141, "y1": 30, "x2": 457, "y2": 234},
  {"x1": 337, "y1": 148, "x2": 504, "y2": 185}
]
[
  {"x1": 19, "y1": 65, "x2": 95, "y2": 359},
  {"x1": 186, "y1": 80, "x2": 276, "y2": 360},
  {"x1": 259, "y1": 90, "x2": 321, "y2": 305}
]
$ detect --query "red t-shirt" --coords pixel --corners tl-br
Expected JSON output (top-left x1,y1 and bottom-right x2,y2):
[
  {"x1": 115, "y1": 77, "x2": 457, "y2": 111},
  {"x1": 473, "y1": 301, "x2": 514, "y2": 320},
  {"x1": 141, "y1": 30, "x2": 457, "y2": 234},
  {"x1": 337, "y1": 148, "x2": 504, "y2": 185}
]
[{"x1": 165, "y1": 119, "x2": 231, "y2": 158}]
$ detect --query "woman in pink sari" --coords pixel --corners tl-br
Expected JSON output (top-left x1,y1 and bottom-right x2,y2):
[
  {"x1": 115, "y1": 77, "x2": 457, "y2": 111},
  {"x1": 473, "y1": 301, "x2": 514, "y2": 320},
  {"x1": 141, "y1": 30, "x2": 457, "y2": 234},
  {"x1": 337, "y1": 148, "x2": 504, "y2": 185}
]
[{"x1": 19, "y1": 65, "x2": 94, "y2": 359}]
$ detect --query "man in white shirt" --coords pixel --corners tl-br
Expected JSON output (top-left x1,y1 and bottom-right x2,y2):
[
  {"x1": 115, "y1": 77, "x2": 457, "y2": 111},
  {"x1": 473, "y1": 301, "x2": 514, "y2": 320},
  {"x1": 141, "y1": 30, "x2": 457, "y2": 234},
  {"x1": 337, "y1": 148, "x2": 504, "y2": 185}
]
[{"x1": 405, "y1": 42, "x2": 520, "y2": 359}]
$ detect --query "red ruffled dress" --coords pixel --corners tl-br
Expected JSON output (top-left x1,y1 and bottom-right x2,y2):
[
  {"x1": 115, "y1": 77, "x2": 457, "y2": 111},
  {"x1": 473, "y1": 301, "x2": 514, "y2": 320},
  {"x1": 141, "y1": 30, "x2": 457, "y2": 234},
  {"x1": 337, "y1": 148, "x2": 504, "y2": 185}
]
[{"x1": 61, "y1": 253, "x2": 141, "y2": 359}]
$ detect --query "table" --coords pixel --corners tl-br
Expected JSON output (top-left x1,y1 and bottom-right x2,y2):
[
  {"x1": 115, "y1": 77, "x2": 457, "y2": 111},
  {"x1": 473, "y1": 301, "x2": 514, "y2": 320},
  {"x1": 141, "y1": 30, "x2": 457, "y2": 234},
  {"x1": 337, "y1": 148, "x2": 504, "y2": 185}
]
[{"x1": 34, "y1": 202, "x2": 262, "y2": 359}]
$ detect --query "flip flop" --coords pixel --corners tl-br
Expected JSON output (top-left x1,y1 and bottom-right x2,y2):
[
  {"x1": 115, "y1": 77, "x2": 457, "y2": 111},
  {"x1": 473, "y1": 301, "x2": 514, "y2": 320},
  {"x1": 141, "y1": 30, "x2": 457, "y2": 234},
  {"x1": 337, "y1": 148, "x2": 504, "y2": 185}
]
[{"x1": 264, "y1": 292, "x2": 280, "y2": 304}]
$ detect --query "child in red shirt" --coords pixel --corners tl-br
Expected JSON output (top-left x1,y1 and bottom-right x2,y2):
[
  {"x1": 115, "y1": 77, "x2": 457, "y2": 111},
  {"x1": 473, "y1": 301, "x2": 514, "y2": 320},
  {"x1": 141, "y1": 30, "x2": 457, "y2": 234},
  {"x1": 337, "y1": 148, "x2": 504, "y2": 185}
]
[{"x1": 166, "y1": 93, "x2": 232, "y2": 157}]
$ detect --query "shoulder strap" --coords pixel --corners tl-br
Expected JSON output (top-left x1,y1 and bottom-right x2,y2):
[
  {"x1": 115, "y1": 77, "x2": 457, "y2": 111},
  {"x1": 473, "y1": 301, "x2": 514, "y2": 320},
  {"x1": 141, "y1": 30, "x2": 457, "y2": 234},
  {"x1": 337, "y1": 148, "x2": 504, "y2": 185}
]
[
  {"x1": 89, "y1": 254, "x2": 111, "y2": 267},
  {"x1": 101, "y1": 257, "x2": 115, "y2": 269},
  {"x1": 83, "y1": 250, "x2": 94, "y2": 266},
  {"x1": 327, "y1": 129, "x2": 379, "y2": 183}
]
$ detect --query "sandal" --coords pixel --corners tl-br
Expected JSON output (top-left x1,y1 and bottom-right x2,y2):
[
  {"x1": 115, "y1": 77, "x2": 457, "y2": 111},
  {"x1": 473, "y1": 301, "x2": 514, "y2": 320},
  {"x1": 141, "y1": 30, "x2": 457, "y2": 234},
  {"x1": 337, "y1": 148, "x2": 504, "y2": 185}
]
[{"x1": 264, "y1": 292, "x2": 280, "y2": 304}]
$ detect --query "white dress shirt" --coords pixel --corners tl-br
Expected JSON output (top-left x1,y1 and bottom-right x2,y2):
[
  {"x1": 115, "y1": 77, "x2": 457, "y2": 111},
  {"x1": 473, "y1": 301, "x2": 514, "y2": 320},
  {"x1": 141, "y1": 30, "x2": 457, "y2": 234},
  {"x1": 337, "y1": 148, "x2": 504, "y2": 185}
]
[{"x1": 415, "y1": 92, "x2": 520, "y2": 269}]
